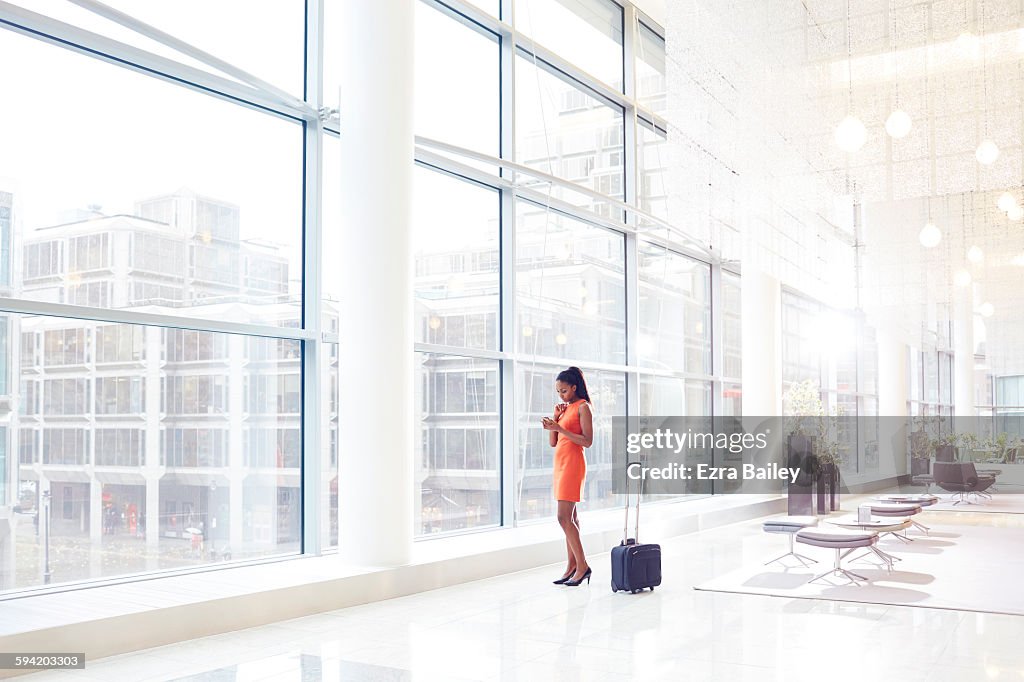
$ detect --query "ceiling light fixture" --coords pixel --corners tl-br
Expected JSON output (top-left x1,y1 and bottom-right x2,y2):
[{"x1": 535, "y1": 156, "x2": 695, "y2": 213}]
[
  {"x1": 977, "y1": 0, "x2": 998, "y2": 165},
  {"x1": 976, "y1": 139, "x2": 1000, "y2": 165},
  {"x1": 998, "y1": 192, "x2": 1017, "y2": 212},
  {"x1": 956, "y1": 0, "x2": 978, "y2": 56},
  {"x1": 886, "y1": 110, "x2": 912, "y2": 138},
  {"x1": 836, "y1": 116, "x2": 867, "y2": 152},
  {"x1": 1009, "y1": 205, "x2": 1024, "y2": 221},
  {"x1": 885, "y1": 0, "x2": 912, "y2": 139},
  {"x1": 954, "y1": 269, "x2": 972, "y2": 286},
  {"x1": 980, "y1": 302, "x2": 995, "y2": 317},
  {"x1": 967, "y1": 245, "x2": 984, "y2": 263},
  {"x1": 919, "y1": 221, "x2": 942, "y2": 248},
  {"x1": 835, "y1": 0, "x2": 865, "y2": 153}
]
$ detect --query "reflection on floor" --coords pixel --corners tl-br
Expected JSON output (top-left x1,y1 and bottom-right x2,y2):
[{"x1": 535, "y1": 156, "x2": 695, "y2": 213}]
[{"x1": 25, "y1": 508, "x2": 1024, "y2": 682}]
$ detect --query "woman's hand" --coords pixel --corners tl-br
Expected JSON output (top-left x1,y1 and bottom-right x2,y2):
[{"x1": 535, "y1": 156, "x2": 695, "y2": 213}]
[
  {"x1": 553, "y1": 403, "x2": 567, "y2": 420},
  {"x1": 541, "y1": 417, "x2": 562, "y2": 432}
]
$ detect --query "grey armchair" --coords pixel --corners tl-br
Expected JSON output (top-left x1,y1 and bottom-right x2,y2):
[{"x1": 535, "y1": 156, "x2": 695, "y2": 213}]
[{"x1": 933, "y1": 461, "x2": 995, "y2": 504}]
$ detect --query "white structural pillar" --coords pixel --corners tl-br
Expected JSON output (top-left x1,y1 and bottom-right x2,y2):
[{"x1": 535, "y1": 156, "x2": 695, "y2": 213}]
[
  {"x1": 953, "y1": 288, "x2": 975, "y2": 417},
  {"x1": 740, "y1": 267, "x2": 782, "y2": 416},
  {"x1": 876, "y1": 327, "x2": 908, "y2": 476},
  {"x1": 337, "y1": 0, "x2": 414, "y2": 566}
]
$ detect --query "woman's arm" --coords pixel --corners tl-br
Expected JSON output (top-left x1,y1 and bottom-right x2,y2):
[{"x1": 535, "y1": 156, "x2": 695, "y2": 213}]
[
  {"x1": 542, "y1": 417, "x2": 559, "y2": 446},
  {"x1": 554, "y1": 403, "x2": 594, "y2": 448}
]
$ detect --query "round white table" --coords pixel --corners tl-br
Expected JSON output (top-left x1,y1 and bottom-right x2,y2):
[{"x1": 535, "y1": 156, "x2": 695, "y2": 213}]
[{"x1": 827, "y1": 516, "x2": 912, "y2": 570}]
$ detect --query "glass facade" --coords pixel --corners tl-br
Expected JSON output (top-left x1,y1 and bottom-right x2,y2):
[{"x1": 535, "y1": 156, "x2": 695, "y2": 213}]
[
  {"x1": 781, "y1": 291, "x2": 880, "y2": 474},
  {"x1": 0, "y1": 0, "x2": 894, "y2": 596}
]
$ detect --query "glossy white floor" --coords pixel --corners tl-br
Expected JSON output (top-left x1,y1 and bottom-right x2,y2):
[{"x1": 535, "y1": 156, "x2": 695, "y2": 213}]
[{"x1": 24, "y1": 508, "x2": 1024, "y2": 682}]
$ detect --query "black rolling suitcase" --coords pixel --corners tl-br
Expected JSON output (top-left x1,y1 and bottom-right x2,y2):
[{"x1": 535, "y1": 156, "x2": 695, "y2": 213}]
[{"x1": 610, "y1": 463, "x2": 662, "y2": 593}]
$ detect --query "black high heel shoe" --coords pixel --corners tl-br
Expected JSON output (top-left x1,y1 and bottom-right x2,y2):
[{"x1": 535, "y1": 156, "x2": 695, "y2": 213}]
[
  {"x1": 563, "y1": 567, "x2": 592, "y2": 587},
  {"x1": 553, "y1": 569, "x2": 576, "y2": 585}
]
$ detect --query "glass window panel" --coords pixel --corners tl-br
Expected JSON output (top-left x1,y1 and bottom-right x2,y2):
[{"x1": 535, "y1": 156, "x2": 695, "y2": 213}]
[
  {"x1": 10, "y1": 1, "x2": 304, "y2": 95},
  {"x1": 414, "y1": 167, "x2": 500, "y2": 351},
  {"x1": 0, "y1": 30, "x2": 303, "y2": 327},
  {"x1": 4, "y1": 313, "x2": 300, "y2": 594},
  {"x1": 415, "y1": 3, "x2": 499, "y2": 160},
  {"x1": 515, "y1": 364, "x2": 624, "y2": 522},
  {"x1": 516, "y1": 203, "x2": 625, "y2": 364},
  {"x1": 0, "y1": 192, "x2": 12, "y2": 290},
  {"x1": 635, "y1": 22, "x2": 666, "y2": 114},
  {"x1": 516, "y1": 57, "x2": 625, "y2": 212},
  {"x1": 939, "y1": 352, "x2": 953, "y2": 406},
  {"x1": 637, "y1": 122, "x2": 669, "y2": 225},
  {"x1": 924, "y1": 350, "x2": 939, "y2": 404},
  {"x1": 721, "y1": 271, "x2": 742, "y2": 379},
  {"x1": 637, "y1": 244, "x2": 710, "y2": 374},
  {"x1": 515, "y1": 0, "x2": 624, "y2": 90},
  {"x1": 722, "y1": 382, "x2": 742, "y2": 417},
  {"x1": 858, "y1": 326, "x2": 878, "y2": 395},
  {"x1": 415, "y1": 353, "x2": 500, "y2": 536},
  {"x1": 323, "y1": 341, "x2": 339, "y2": 549},
  {"x1": 781, "y1": 292, "x2": 823, "y2": 394}
]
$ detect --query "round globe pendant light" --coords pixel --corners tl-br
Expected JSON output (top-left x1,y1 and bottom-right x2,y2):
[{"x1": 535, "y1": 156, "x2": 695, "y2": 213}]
[
  {"x1": 980, "y1": 302, "x2": 995, "y2": 317},
  {"x1": 998, "y1": 192, "x2": 1017, "y2": 212},
  {"x1": 955, "y1": 31, "x2": 979, "y2": 57},
  {"x1": 835, "y1": 115, "x2": 867, "y2": 152},
  {"x1": 976, "y1": 140, "x2": 1000, "y2": 165},
  {"x1": 953, "y1": 269, "x2": 972, "y2": 287},
  {"x1": 1009, "y1": 205, "x2": 1024, "y2": 221},
  {"x1": 919, "y1": 222, "x2": 942, "y2": 248},
  {"x1": 967, "y1": 245, "x2": 984, "y2": 263},
  {"x1": 885, "y1": 109, "x2": 912, "y2": 138}
]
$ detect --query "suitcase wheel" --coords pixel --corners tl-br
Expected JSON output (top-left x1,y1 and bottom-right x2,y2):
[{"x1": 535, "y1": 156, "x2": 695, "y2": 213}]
[{"x1": 631, "y1": 589, "x2": 641, "y2": 594}]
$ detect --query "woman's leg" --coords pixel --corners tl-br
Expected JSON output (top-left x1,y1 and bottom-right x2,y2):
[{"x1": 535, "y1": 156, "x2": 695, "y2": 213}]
[
  {"x1": 560, "y1": 539, "x2": 576, "y2": 579},
  {"x1": 557, "y1": 500, "x2": 589, "y2": 579}
]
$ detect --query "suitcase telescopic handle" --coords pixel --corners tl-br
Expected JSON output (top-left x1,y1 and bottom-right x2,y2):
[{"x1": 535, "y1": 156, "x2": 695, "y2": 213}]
[{"x1": 623, "y1": 460, "x2": 643, "y2": 545}]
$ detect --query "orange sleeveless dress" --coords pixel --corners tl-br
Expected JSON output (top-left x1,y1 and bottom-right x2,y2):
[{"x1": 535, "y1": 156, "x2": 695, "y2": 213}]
[{"x1": 553, "y1": 399, "x2": 588, "y2": 502}]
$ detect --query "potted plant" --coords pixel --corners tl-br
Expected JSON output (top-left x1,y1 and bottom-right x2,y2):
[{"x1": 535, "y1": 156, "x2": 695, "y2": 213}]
[
  {"x1": 909, "y1": 424, "x2": 933, "y2": 476},
  {"x1": 932, "y1": 432, "x2": 958, "y2": 463},
  {"x1": 783, "y1": 380, "x2": 843, "y2": 513}
]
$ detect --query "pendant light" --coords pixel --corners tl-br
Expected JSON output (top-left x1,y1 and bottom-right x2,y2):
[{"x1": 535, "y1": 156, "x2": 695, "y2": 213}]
[
  {"x1": 919, "y1": 221, "x2": 941, "y2": 247},
  {"x1": 835, "y1": 0, "x2": 866, "y2": 152},
  {"x1": 976, "y1": 0, "x2": 999, "y2": 165},
  {"x1": 998, "y1": 191, "x2": 1017, "y2": 212},
  {"x1": 967, "y1": 245, "x2": 984, "y2": 263},
  {"x1": 885, "y1": 0, "x2": 912, "y2": 138}
]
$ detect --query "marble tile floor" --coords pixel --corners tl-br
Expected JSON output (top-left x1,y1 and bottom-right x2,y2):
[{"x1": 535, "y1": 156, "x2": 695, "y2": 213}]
[{"x1": 22, "y1": 509, "x2": 1024, "y2": 682}]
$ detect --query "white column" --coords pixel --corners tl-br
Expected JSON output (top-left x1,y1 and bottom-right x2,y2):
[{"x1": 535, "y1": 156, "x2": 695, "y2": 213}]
[
  {"x1": 876, "y1": 328, "x2": 908, "y2": 477},
  {"x1": 336, "y1": 0, "x2": 414, "y2": 566},
  {"x1": 740, "y1": 268, "x2": 781, "y2": 416},
  {"x1": 953, "y1": 288, "x2": 975, "y2": 417},
  {"x1": 144, "y1": 326, "x2": 161, "y2": 551},
  {"x1": 89, "y1": 480, "x2": 102, "y2": 543},
  {"x1": 228, "y1": 335, "x2": 245, "y2": 553}
]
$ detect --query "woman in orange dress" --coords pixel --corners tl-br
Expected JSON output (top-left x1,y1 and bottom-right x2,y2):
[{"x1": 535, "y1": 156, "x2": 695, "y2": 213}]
[{"x1": 542, "y1": 366, "x2": 594, "y2": 586}]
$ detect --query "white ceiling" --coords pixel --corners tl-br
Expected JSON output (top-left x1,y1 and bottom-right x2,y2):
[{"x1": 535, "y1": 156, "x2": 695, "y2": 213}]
[{"x1": 660, "y1": 0, "x2": 1024, "y2": 370}]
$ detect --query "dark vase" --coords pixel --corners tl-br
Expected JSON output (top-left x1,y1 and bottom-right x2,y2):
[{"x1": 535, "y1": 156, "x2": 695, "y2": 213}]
[
  {"x1": 911, "y1": 457, "x2": 931, "y2": 476},
  {"x1": 827, "y1": 463, "x2": 840, "y2": 511},
  {"x1": 935, "y1": 445, "x2": 956, "y2": 463},
  {"x1": 815, "y1": 468, "x2": 827, "y2": 514},
  {"x1": 787, "y1": 434, "x2": 815, "y2": 516}
]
